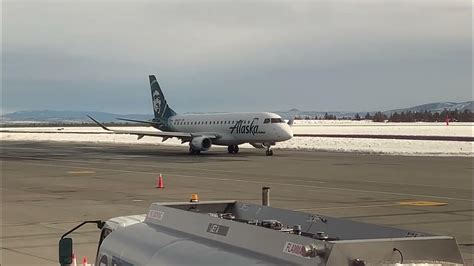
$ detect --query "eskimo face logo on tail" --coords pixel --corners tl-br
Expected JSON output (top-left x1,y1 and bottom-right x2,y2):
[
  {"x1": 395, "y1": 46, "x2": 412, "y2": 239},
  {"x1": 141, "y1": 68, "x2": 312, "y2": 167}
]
[
  {"x1": 229, "y1": 118, "x2": 265, "y2": 135},
  {"x1": 152, "y1": 91, "x2": 162, "y2": 114}
]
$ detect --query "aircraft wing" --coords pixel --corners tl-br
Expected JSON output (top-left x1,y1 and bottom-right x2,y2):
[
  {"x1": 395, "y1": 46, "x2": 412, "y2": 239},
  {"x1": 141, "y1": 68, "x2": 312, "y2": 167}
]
[
  {"x1": 116, "y1": 118, "x2": 163, "y2": 127},
  {"x1": 87, "y1": 116, "x2": 217, "y2": 140}
]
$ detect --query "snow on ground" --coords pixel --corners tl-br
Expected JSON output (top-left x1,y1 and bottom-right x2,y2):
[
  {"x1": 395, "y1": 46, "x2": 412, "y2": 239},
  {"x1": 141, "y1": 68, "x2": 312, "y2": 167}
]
[
  {"x1": 1, "y1": 121, "x2": 473, "y2": 157},
  {"x1": 292, "y1": 120, "x2": 473, "y2": 137},
  {"x1": 277, "y1": 137, "x2": 472, "y2": 157}
]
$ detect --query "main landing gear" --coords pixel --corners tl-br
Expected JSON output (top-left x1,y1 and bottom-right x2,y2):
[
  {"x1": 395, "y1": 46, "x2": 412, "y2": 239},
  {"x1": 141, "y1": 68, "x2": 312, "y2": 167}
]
[
  {"x1": 189, "y1": 147, "x2": 201, "y2": 155},
  {"x1": 228, "y1": 145, "x2": 239, "y2": 154},
  {"x1": 265, "y1": 146, "x2": 274, "y2": 156}
]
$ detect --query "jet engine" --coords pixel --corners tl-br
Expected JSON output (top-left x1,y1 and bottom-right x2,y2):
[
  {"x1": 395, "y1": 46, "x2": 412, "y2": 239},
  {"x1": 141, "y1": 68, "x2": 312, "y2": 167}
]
[{"x1": 190, "y1": 137, "x2": 212, "y2": 151}]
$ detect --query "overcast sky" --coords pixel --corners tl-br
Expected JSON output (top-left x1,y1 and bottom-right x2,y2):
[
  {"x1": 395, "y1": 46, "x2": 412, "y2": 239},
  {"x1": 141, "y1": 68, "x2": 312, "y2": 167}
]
[{"x1": 2, "y1": 0, "x2": 472, "y2": 114}]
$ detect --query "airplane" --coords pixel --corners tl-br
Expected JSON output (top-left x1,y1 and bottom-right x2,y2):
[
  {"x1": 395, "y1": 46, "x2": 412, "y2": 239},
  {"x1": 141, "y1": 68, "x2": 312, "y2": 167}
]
[{"x1": 88, "y1": 75, "x2": 293, "y2": 156}]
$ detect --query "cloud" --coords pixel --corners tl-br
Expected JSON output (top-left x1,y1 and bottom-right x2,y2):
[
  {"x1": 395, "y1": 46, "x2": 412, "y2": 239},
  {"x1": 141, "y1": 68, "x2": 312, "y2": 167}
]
[{"x1": 3, "y1": 0, "x2": 472, "y2": 113}]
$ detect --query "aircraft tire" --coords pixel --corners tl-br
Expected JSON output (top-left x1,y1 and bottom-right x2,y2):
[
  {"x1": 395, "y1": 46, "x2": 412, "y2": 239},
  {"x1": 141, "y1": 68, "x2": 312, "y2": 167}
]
[
  {"x1": 228, "y1": 145, "x2": 239, "y2": 154},
  {"x1": 189, "y1": 147, "x2": 201, "y2": 155}
]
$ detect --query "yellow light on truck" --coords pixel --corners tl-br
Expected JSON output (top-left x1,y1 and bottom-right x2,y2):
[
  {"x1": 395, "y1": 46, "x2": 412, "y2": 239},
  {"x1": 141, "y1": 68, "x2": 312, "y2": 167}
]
[{"x1": 190, "y1": 194, "x2": 199, "y2": 202}]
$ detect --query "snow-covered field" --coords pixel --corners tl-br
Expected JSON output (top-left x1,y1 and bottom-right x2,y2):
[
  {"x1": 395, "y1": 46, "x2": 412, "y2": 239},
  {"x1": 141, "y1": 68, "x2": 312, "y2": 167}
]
[
  {"x1": 292, "y1": 120, "x2": 473, "y2": 137},
  {"x1": 1, "y1": 121, "x2": 473, "y2": 157}
]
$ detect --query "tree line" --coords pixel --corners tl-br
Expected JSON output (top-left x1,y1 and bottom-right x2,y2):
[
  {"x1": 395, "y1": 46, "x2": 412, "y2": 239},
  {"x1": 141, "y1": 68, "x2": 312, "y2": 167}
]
[{"x1": 295, "y1": 109, "x2": 473, "y2": 122}]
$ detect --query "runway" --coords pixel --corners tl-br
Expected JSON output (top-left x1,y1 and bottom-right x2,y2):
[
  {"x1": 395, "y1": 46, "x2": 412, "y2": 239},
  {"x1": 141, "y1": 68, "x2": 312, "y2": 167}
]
[{"x1": 1, "y1": 141, "x2": 473, "y2": 265}]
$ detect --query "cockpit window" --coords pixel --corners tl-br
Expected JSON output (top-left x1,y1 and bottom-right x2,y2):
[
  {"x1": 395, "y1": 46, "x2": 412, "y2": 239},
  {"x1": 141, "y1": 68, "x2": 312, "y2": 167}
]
[
  {"x1": 264, "y1": 118, "x2": 270, "y2": 124},
  {"x1": 271, "y1": 118, "x2": 284, "y2": 123}
]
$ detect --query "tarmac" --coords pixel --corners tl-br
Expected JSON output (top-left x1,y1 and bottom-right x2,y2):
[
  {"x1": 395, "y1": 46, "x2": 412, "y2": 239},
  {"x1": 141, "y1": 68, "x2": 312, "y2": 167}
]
[{"x1": 1, "y1": 140, "x2": 472, "y2": 265}]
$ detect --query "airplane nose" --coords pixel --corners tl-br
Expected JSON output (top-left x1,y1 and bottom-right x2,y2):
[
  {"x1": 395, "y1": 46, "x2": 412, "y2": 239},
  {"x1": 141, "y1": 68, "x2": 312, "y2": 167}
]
[{"x1": 283, "y1": 125, "x2": 293, "y2": 140}]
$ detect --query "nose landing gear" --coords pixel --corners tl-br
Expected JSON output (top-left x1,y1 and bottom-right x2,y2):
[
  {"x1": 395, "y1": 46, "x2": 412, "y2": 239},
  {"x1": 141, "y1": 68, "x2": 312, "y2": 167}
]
[
  {"x1": 227, "y1": 145, "x2": 239, "y2": 154},
  {"x1": 265, "y1": 145, "x2": 273, "y2": 156}
]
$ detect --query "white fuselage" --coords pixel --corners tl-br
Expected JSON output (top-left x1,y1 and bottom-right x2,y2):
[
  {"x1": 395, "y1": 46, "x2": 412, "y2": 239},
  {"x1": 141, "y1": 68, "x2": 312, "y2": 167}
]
[{"x1": 166, "y1": 112, "x2": 293, "y2": 145}]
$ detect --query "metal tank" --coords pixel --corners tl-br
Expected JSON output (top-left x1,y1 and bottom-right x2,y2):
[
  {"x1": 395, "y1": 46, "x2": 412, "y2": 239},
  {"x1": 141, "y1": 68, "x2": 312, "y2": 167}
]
[{"x1": 92, "y1": 200, "x2": 464, "y2": 266}]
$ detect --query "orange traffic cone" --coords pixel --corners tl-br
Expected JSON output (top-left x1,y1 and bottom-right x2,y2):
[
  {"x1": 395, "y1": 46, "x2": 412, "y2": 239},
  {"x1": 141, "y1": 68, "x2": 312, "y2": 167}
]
[
  {"x1": 82, "y1": 256, "x2": 88, "y2": 266},
  {"x1": 71, "y1": 252, "x2": 77, "y2": 266},
  {"x1": 156, "y1": 173, "x2": 164, "y2": 189}
]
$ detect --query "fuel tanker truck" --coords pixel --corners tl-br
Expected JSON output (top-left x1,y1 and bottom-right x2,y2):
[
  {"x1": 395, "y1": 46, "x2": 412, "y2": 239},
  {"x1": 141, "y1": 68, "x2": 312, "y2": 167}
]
[{"x1": 59, "y1": 192, "x2": 465, "y2": 265}]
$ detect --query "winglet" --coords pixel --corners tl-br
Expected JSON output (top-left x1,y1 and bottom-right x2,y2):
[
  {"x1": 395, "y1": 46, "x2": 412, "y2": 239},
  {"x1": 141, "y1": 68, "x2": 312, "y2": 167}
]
[
  {"x1": 287, "y1": 117, "x2": 295, "y2": 126},
  {"x1": 87, "y1": 115, "x2": 111, "y2": 131}
]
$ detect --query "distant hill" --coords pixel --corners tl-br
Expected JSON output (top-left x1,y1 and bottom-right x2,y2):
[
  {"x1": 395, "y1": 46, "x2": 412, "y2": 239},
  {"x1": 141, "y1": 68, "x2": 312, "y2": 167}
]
[
  {"x1": 2, "y1": 109, "x2": 357, "y2": 122},
  {"x1": 1, "y1": 110, "x2": 152, "y2": 123},
  {"x1": 384, "y1": 101, "x2": 473, "y2": 115},
  {"x1": 2, "y1": 101, "x2": 472, "y2": 123},
  {"x1": 280, "y1": 101, "x2": 473, "y2": 119},
  {"x1": 276, "y1": 110, "x2": 357, "y2": 120}
]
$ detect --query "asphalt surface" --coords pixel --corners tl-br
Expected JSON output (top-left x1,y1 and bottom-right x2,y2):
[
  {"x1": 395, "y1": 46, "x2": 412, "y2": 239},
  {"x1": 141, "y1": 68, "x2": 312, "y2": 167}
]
[{"x1": 1, "y1": 141, "x2": 473, "y2": 265}]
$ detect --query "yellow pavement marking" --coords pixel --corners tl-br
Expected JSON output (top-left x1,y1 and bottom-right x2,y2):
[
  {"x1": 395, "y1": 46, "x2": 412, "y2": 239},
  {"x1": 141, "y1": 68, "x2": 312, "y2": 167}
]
[
  {"x1": 294, "y1": 203, "x2": 399, "y2": 211},
  {"x1": 398, "y1": 201, "x2": 448, "y2": 207},
  {"x1": 67, "y1": 170, "x2": 95, "y2": 174},
  {"x1": 296, "y1": 200, "x2": 449, "y2": 211}
]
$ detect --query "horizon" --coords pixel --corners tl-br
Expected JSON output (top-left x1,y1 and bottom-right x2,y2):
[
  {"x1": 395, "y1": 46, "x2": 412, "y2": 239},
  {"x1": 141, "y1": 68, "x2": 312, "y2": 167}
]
[{"x1": 3, "y1": 100, "x2": 472, "y2": 116}]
